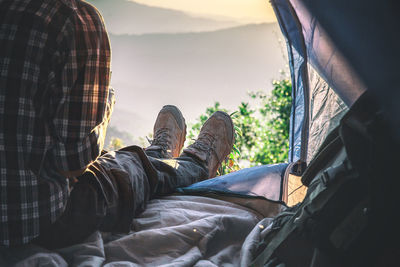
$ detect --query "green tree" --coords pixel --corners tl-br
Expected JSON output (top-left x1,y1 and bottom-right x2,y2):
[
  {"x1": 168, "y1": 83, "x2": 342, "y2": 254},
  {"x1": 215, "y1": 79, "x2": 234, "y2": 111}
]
[
  {"x1": 249, "y1": 79, "x2": 292, "y2": 165},
  {"x1": 187, "y1": 78, "x2": 292, "y2": 175}
]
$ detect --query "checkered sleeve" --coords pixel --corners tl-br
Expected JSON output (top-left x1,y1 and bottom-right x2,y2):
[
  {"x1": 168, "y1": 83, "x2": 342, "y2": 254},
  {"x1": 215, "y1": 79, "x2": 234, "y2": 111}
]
[{"x1": 50, "y1": 2, "x2": 114, "y2": 172}]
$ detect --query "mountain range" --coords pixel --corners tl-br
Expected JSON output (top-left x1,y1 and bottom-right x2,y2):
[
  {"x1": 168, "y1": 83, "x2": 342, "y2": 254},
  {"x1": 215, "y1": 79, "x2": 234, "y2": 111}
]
[
  {"x1": 87, "y1": 0, "x2": 240, "y2": 34},
  {"x1": 86, "y1": 0, "x2": 287, "y2": 144}
]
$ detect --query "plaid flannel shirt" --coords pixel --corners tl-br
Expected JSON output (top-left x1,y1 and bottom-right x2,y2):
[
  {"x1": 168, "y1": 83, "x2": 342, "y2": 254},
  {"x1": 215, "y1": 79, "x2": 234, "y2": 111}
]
[{"x1": 0, "y1": 0, "x2": 114, "y2": 246}]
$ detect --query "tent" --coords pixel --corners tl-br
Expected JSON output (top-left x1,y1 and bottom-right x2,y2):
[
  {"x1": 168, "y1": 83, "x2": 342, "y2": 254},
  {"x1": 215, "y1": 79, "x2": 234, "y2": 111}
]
[{"x1": 1, "y1": 0, "x2": 398, "y2": 266}]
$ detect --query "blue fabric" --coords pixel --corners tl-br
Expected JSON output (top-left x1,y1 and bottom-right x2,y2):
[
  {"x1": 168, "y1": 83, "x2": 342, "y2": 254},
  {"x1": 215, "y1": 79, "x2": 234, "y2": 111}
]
[
  {"x1": 177, "y1": 163, "x2": 288, "y2": 202},
  {"x1": 272, "y1": 0, "x2": 309, "y2": 163},
  {"x1": 303, "y1": 0, "x2": 400, "y2": 139}
]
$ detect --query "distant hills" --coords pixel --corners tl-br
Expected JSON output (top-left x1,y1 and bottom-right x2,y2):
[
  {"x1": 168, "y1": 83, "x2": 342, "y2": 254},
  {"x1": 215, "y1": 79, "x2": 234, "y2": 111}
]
[
  {"x1": 85, "y1": 0, "x2": 287, "y2": 143},
  {"x1": 86, "y1": 0, "x2": 240, "y2": 34},
  {"x1": 109, "y1": 23, "x2": 287, "y2": 139}
]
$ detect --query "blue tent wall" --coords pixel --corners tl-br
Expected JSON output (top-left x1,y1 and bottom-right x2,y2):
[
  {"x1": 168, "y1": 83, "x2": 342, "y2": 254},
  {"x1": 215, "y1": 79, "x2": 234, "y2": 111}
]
[
  {"x1": 272, "y1": 0, "x2": 357, "y2": 165},
  {"x1": 271, "y1": 0, "x2": 309, "y2": 164},
  {"x1": 301, "y1": 0, "x2": 400, "y2": 140}
]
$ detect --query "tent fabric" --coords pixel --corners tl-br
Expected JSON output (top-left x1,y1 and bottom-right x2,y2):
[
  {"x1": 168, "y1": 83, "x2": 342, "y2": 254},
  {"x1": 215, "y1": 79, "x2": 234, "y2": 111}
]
[
  {"x1": 177, "y1": 163, "x2": 288, "y2": 202},
  {"x1": 307, "y1": 66, "x2": 348, "y2": 162},
  {"x1": 272, "y1": 0, "x2": 352, "y2": 164},
  {"x1": 271, "y1": 0, "x2": 310, "y2": 163},
  {"x1": 302, "y1": 0, "x2": 400, "y2": 140},
  {"x1": 289, "y1": 0, "x2": 366, "y2": 107}
]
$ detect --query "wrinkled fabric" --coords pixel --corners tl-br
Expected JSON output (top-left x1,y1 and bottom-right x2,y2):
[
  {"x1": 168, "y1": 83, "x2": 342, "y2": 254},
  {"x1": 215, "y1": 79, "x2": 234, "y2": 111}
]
[
  {"x1": 0, "y1": 195, "x2": 281, "y2": 267},
  {"x1": 303, "y1": 0, "x2": 400, "y2": 140},
  {"x1": 307, "y1": 66, "x2": 348, "y2": 162},
  {"x1": 289, "y1": 0, "x2": 366, "y2": 107},
  {"x1": 32, "y1": 146, "x2": 209, "y2": 249},
  {"x1": 272, "y1": 0, "x2": 352, "y2": 164}
]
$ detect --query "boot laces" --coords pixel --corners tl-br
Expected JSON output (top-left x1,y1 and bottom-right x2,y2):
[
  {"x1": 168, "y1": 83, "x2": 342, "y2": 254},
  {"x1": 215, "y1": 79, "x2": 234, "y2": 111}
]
[
  {"x1": 191, "y1": 133, "x2": 223, "y2": 165},
  {"x1": 149, "y1": 128, "x2": 171, "y2": 152}
]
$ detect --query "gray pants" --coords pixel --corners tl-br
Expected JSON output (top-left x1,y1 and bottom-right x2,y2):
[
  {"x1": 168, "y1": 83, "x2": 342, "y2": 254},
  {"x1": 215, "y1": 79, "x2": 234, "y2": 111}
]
[{"x1": 34, "y1": 146, "x2": 208, "y2": 249}]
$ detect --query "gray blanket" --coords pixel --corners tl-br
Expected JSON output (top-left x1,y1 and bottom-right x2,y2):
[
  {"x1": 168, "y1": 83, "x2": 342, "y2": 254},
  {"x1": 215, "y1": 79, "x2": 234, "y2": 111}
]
[{"x1": 0, "y1": 195, "x2": 282, "y2": 266}]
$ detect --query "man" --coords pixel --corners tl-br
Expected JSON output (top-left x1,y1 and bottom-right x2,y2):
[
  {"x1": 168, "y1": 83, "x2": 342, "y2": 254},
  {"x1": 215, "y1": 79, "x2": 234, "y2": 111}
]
[{"x1": 0, "y1": 0, "x2": 234, "y2": 248}]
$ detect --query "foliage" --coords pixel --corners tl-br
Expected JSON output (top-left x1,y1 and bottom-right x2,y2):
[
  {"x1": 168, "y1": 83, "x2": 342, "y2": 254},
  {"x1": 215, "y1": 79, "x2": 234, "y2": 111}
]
[
  {"x1": 105, "y1": 126, "x2": 135, "y2": 149},
  {"x1": 106, "y1": 137, "x2": 124, "y2": 151},
  {"x1": 187, "y1": 78, "x2": 292, "y2": 175},
  {"x1": 105, "y1": 78, "x2": 292, "y2": 177},
  {"x1": 186, "y1": 102, "x2": 241, "y2": 175}
]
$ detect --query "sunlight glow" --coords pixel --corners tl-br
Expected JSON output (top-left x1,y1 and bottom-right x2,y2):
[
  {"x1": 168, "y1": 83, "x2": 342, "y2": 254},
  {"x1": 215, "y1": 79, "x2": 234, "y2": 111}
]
[{"x1": 131, "y1": 0, "x2": 276, "y2": 23}]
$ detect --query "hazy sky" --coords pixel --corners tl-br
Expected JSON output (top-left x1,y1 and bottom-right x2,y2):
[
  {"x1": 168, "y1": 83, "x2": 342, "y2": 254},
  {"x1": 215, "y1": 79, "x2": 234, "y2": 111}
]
[{"x1": 132, "y1": 0, "x2": 277, "y2": 23}]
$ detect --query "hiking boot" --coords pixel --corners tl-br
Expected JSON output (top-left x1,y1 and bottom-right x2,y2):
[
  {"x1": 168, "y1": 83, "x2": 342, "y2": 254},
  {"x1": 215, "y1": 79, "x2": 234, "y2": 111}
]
[
  {"x1": 182, "y1": 111, "x2": 234, "y2": 178},
  {"x1": 145, "y1": 105, "x2": 186, "y2": 158}
]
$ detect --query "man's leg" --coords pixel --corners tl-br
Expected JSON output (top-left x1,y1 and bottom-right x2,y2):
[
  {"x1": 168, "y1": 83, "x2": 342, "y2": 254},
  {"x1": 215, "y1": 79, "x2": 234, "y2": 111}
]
[
  {"x1": 144, "y1": 105, "x2": 210, "y2": 195},
  {"x1": 33, "y1": 105, "x2": 191, "y2": 248},
  {"x1": 145, "y1": 109, "x2": 236, "y2": 194},
  {"x1": 33, "y1": 107, "x2": 233, "y2": 249}
]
